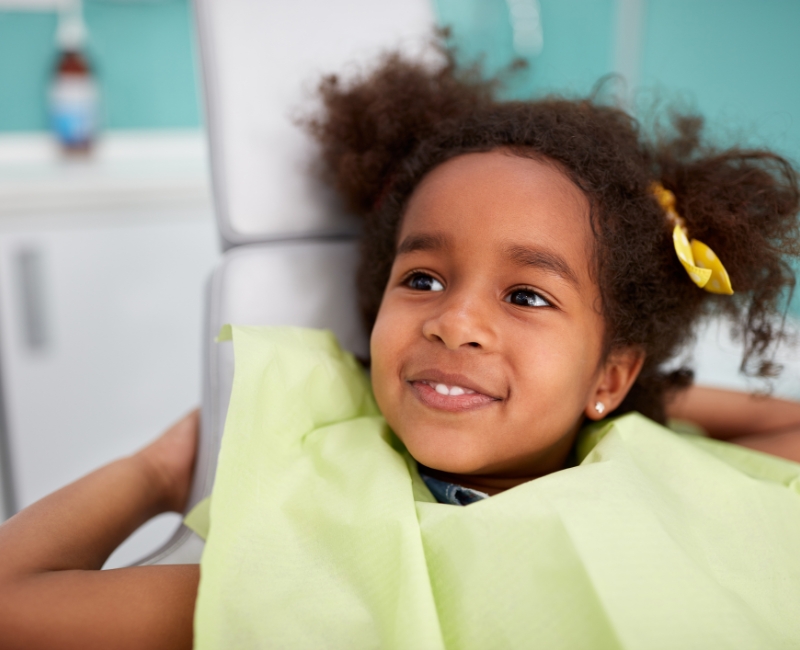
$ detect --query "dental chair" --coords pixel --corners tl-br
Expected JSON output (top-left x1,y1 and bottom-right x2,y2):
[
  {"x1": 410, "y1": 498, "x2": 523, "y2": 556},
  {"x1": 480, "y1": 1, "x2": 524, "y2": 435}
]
[
  {"x1": 136, "y1": 0, "x2": 436, "y2": 565},
  {"x1": 137, "y1": 0, "x2": 800, "y2": 567}
]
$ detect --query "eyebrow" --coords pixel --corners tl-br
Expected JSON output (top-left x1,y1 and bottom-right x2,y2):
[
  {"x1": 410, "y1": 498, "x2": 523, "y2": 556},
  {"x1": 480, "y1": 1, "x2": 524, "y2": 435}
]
[
  {"x1": 396, "y1": 232, "x2": 451, "y2": 256},
  {"x1": 504, "y1": 243, "x2": 580, "y2": 287},
  {"x1": 396, "y1": 233, "x2": 580, "y2": 287}
]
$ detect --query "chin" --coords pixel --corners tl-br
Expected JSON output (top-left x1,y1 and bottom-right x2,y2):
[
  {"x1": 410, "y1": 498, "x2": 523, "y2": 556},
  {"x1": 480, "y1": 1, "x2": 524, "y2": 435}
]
[{"x1": 401, "y1": 434, "x2": 490, "y2": 475}]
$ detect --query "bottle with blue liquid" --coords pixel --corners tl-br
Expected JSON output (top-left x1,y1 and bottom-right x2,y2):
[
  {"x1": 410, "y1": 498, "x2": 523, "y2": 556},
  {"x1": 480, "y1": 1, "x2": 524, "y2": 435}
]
[{"x1": 49, "y1": 10, "x2": 99, "y2": 153}]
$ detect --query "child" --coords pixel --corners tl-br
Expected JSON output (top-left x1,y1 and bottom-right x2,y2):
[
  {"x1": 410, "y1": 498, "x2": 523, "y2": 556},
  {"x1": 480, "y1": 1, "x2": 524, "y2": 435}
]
[{"x1": 3, "y1": 50, "x2": 800, "y2": 648}]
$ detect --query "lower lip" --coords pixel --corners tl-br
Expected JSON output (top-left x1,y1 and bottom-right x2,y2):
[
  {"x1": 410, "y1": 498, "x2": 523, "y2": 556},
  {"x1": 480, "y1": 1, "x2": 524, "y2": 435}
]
[{"x1": 409, "y1": 381, "x2": 499, "y2": 413}]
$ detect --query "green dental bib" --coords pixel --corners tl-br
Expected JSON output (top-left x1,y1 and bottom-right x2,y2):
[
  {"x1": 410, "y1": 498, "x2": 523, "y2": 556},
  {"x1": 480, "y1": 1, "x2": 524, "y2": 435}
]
[{"x1": 192, "y1": 326, "x2": 800, "y2": 649}]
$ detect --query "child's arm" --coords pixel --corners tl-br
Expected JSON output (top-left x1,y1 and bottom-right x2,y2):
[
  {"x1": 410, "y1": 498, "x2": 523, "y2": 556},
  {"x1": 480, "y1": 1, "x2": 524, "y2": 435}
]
[
  {"x1": 0, "y1": 411, "x2": 200, "y2": 650},
  {"x1": 668, "y1": 386, "x2": 800, "y2": 462}
]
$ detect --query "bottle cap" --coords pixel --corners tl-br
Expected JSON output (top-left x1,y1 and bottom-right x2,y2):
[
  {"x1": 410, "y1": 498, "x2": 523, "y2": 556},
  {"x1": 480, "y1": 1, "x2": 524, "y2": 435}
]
[{"x1": 57, "y1": 9, "x2": 87, "y2": 50}]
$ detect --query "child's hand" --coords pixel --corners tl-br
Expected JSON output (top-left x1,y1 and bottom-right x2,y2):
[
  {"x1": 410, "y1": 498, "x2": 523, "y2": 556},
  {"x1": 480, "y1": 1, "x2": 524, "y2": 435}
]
[{"x1": 136, "y1": 410, "x2": 199, "y2": 514}]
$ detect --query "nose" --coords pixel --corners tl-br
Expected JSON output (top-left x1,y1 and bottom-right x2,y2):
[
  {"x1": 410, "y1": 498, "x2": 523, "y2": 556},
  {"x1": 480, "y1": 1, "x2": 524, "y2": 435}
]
[{"x1": 421, "y1": 288, "x2": 496, "y2": 351}]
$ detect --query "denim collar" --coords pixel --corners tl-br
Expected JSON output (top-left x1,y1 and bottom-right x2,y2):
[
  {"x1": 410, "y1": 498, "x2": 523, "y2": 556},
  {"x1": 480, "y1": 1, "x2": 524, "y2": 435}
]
[{"x1": 418, "y1": 470, "x2": 489, "y2": 506}]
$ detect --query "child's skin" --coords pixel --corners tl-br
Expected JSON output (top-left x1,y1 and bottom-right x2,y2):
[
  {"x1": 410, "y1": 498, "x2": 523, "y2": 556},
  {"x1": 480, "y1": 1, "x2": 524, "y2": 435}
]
[
  {"x1": 2, "y1": 150, "x2": 800, "y2": 647},
  {"x1": 372, "y1": 151, "x2": 642, "y2": 492},
  {"x1": 0, "y1": 411, "x2": 199, "y2": 650}
]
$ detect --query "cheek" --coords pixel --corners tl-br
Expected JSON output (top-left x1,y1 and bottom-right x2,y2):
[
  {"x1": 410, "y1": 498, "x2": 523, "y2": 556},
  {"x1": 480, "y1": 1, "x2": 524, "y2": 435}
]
[
  {"x1": 563, "y1": 324, "x2": 605, "y2": 405},
  {"x1": 511, "y1": 318, "x2": 603, "y2": 411},
  {"x1": 369, "y1": 301, "x2": 407, "y2": 418}
]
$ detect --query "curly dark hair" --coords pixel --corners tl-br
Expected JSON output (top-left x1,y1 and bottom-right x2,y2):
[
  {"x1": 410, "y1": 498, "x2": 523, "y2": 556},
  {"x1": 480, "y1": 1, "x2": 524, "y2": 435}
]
[{"x1": 305, "y1": 49, "x2": 800, "y2": 423}]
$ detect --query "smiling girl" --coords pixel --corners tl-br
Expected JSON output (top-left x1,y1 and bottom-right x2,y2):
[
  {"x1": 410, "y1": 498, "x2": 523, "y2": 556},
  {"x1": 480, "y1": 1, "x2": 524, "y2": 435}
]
[
  {"x1": 371, "y1": 151, "x2": 630, "y2": 486},
  {"x1": 3, "y1": 50, "x2": 800, "y2": 648}
]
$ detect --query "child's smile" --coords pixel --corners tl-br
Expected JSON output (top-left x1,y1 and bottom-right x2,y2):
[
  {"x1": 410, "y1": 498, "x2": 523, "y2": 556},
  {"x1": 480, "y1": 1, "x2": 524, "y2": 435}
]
[
  {"x1": 409, "y1": 373, "x2": 501, "y2": 412},
  {"x1": 370, "y1": 150, "x2": 642, "y2": 490}
]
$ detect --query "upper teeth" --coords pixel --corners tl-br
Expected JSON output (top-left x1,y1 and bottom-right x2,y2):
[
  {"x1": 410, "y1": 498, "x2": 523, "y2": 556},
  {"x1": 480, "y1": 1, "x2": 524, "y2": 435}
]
[{"x1": 432, "y1": 382, "x2": 475, "y2": 396}]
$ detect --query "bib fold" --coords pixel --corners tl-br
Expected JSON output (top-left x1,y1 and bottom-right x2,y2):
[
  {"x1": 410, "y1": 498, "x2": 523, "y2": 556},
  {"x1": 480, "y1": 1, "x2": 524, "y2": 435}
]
[{"x1": 194, "y1": 326, "x2": 800, "y2": 649}]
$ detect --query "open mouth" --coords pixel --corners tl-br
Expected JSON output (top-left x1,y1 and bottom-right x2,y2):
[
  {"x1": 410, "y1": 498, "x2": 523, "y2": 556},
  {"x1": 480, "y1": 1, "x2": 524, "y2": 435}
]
[
  {"x1": 420, "y1": 380, "x2": 477, "y2": 396},
  {"x1": 408, "y1": 377, "x2": 501, "y2": 412}
]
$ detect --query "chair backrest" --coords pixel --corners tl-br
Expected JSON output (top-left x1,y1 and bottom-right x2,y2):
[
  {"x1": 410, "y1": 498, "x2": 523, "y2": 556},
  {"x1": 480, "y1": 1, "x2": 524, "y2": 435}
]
[
  {"x1": 195, "y1": 238, "x2": 369, "y2": 514},
  {"x1": 139, "y1": 238, "x2": 369, "y2": 565},
  {"x1": 138, "y1": 0, "x2": 437, "y2": 565},
  {"x1": 194, "y1": 0, "x2": 435, "y2": 247}
]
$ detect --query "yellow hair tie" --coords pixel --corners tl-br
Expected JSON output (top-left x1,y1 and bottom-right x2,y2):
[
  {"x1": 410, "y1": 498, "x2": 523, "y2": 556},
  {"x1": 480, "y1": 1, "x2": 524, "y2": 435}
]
[{"x1": 651, "y1": 182, "x2": 733, "y2": 295}]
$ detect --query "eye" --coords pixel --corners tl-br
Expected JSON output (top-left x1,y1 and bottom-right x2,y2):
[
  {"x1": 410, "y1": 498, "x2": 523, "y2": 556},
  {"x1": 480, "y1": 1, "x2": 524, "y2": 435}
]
[
  {"x1": 505, "y1": 288, "x2": 551, "y2": 308},
  {"x1": 405, "y1": 272, "x2": 444, "y2": 292}
]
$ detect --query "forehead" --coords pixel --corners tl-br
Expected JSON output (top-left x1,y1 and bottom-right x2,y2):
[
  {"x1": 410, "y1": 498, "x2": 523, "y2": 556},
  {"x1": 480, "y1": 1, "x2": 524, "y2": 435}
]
[{"x1": 399, "y1": 150, "x2": 593, "y2": 276}]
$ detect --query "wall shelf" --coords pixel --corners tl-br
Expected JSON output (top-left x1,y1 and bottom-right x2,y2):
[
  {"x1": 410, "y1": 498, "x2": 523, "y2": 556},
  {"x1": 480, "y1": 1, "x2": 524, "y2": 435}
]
[{"x1": 0, "y1": 130, "x2": 211, "y2": 222}]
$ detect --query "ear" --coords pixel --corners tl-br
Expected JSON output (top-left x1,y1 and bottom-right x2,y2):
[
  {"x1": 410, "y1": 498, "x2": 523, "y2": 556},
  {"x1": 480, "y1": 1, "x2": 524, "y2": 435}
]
[{"x1": 584, "y1": 347, "x2": 645, "y2": 420}]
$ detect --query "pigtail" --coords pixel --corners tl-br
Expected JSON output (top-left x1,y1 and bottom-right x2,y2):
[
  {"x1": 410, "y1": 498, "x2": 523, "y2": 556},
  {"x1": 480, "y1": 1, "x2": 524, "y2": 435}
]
[
  {"x1": 305, "y1": 45, "x2": 498, "y2": 329},
  {"x1": 304, "y1": 45, "x2": 495, "y2": 216},
  {"x1": 651, "y1": 115, "x2": 800, "y2": 381}
]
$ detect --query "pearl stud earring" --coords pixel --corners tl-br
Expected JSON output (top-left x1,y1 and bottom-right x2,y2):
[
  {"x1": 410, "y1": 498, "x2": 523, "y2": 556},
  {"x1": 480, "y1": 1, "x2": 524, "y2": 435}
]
[{"x1": 595, "y1": 402, "x2": 605, "y2": 415}]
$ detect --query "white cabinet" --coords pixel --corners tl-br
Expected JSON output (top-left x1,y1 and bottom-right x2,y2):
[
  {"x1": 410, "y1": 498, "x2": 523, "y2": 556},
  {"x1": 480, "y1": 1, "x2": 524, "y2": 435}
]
[{"x1": 0, "y1": 131, "x2": 219, "y2": 567}]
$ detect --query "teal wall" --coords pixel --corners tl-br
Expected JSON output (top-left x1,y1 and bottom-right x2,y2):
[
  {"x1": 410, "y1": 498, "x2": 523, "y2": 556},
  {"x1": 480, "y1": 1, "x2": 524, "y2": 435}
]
[
  {"x1": 4, "y1": 0, "x2": 797, "y2": 158},
  {"x1": 433, "y1": 0, "x2": 617, "y2": 99},
  {"x1": 0, "y1": 0, "x2": 200, "y2": 132},
  {"x1": 640, "y1": 0, "x2": 800, "y2": 165},
  {"x1": 434, "y1": 0, "x2": 800, "y2": 166}
]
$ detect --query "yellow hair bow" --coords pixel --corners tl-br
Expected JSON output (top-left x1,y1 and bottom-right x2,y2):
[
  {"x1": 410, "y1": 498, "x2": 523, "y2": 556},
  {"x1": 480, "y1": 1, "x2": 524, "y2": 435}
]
[{"x1": 651, "y1": 183, "x2": 734, "y2": 295}]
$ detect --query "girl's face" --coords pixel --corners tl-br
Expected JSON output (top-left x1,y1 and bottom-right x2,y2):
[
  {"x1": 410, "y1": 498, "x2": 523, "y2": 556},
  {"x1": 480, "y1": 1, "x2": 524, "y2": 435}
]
[{"x1": 370, "y1": 151, "x2": 641, "y2": 483}]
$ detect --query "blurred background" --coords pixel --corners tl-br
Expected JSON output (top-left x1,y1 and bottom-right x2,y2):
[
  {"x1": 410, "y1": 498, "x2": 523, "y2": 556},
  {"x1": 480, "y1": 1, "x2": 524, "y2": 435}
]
[{"x1": 0, "y1": 0, "x2": 798, "y2": 566}]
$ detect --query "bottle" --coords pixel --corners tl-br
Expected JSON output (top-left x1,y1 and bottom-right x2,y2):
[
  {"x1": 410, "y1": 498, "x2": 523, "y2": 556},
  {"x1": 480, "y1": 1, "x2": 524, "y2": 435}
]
[{"x1": 49, "y1": 9, "x2": 99, "y2": 154}]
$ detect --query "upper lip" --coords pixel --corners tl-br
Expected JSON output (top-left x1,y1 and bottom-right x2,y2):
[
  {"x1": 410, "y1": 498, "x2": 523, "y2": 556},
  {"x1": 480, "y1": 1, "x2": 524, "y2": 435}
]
[{"x1": 407, "y1": 369, "x2": 503, "y2": 400}]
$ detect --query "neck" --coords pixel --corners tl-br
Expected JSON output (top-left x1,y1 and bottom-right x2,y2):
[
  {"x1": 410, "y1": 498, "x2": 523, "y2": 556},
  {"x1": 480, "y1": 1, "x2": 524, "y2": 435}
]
[
  {"x1": 419, "y1": 430, "x2": 579, "y2": 496},
  {"x1": 418, "y1": 466, "x2": 536, "y2": 495}
]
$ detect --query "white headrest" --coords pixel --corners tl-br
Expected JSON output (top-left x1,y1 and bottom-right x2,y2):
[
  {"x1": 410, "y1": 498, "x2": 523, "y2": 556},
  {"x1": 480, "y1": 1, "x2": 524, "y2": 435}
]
[{"x1": 194, "y1": 0, "x2": 435, "y2": 246}]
